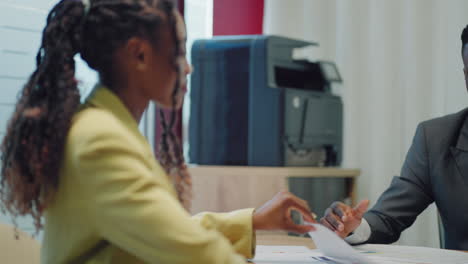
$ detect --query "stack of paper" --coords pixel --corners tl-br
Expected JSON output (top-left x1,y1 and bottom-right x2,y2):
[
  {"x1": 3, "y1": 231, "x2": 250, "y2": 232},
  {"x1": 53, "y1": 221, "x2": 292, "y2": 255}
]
[{"x1": 307, "y1": 223, "x2": 375, "y2": 264}]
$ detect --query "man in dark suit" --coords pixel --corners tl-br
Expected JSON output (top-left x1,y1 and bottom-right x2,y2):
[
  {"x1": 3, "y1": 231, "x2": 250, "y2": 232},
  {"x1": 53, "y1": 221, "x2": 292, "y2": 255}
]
[{"x1": 321, "y1": 24, "x2": 468, "y2": 250}]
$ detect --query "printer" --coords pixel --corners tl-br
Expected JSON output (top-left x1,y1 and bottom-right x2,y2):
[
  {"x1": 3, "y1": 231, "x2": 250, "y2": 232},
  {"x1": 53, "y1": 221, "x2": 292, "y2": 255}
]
[{"x1": 189, "y1": 35, "x2": 343, "y2": 167}]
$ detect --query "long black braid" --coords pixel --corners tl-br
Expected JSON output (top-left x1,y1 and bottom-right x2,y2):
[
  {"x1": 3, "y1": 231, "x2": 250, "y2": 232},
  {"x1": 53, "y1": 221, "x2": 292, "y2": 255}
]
[
  {"x1": 0, "y1": 0, "x2": 188, "y2": 231},
  {"x1": 157, "y1": 5, "x2": 192, "y2": 209}
]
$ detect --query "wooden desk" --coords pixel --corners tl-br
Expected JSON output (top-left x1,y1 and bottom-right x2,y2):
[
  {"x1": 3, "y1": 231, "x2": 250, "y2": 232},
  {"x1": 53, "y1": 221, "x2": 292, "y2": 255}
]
[
  {"x1": 189, "y1": 165, "x2": 360, "y2": 214},
  {"x1": 254, "y1": 233, "x2": 468, "y2": 263},
  {"x1": 256, "y1": 232, "x2": 315, "y2": 249},
  {"x1": 251, "y1": 233, "x2": 315, "y2": 264},
  {"x1": 255, "y1": 233, "x2": 468, "y2": 252}
]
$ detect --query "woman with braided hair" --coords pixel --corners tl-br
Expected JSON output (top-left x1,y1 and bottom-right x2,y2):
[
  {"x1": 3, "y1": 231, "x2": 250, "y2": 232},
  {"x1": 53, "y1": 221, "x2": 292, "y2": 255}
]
[{"x1": 0, "y1": 0, "x2": 317, "y2": 263}]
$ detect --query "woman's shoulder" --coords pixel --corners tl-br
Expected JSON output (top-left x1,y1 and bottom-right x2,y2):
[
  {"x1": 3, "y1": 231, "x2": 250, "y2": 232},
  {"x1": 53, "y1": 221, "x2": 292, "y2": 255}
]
[
  {"x1": 72, "y1": 106, "x2": 123, "y2": 133},
  {"x1": 67, "y1": 106, "x2": 141, "y2": 149}
]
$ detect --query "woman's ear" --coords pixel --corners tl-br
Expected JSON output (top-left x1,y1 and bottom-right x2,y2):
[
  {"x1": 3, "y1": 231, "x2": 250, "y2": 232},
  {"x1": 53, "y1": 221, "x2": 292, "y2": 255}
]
[{"x1": 126, "y1": 37, "x2": 152, "y2": 71}]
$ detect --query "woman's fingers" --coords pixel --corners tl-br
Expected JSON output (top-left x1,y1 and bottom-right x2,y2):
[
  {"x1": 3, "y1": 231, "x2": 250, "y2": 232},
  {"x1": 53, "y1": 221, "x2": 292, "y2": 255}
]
[{"x1": 284, "y1": 194, "x2": 316, "y2": 223}]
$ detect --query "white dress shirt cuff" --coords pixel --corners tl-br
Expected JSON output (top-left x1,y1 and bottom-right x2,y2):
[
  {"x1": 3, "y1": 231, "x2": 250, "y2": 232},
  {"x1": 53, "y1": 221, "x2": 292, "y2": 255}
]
[{"x1": 344, "y1": 218, "x2": 371, "y2": 244}]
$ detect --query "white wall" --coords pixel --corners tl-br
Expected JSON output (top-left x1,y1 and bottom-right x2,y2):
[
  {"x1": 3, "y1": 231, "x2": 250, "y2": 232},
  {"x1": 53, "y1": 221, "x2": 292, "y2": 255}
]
[
  {"x1": 264, "y1": 0, "x2": 468, "y2": 247},
  {"x1": 183, "y1": 0, "x2": 213, "y2": 161}
]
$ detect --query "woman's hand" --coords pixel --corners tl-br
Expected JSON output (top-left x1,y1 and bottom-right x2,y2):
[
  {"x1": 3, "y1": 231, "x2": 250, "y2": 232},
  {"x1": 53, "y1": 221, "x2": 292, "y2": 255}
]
[{"x1": 253, "y1": 191, "x2": 317, "y2": 234}]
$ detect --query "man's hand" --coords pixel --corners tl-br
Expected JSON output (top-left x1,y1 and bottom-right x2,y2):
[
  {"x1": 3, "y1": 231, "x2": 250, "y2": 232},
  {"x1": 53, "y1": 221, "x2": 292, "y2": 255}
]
[
  {"x1": 320, "y1": 200, "x2": 369, "y2": 238},
  {"x1": 253, "y1": 191, "x2": 317, "y2": 234}
]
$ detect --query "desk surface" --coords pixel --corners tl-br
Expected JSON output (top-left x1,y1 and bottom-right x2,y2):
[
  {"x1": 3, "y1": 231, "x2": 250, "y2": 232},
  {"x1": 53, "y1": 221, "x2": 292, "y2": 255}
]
[{"x1": 255, "y1": 233, "x2": 468, "y2": 253}]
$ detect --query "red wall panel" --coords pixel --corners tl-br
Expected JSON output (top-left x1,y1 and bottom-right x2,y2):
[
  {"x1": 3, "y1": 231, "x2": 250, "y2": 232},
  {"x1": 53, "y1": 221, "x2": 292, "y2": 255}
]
[{"x1": 213, "y1": 0, "x2": 264, "y2": 36}]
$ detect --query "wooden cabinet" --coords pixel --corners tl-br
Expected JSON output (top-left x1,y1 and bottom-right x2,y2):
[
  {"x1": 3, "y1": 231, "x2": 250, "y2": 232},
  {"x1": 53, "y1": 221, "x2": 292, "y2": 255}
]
[{"x1": 189, "y1": 165, "x2": 360, "y2": 215}]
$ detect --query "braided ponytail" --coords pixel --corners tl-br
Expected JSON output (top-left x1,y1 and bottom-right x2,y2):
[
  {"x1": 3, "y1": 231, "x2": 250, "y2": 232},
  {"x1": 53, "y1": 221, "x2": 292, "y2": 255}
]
[{"x1": 0, "y1": 0, "x2": 87, "y2": 230}]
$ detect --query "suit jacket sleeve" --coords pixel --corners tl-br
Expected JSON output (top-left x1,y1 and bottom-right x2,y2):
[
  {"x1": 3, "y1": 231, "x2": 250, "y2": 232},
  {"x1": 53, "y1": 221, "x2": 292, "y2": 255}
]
[
  {"x1": 363, "y1": 123, "x2": 434, "y2": 244},
  {"x1": 73, "y1": 128, "x2": 253, "y2": 263}
]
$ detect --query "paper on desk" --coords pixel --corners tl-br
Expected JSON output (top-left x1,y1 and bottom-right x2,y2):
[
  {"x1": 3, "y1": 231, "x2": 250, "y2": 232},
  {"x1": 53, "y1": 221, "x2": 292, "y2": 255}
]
[
  {"x1": 355, "y1": 244, "x2": 468, "y2": 264},
  {"x1": 253, "y1": 223, "x2": 468, "y2": 264},
  {"x1": 252, "y1": 245, "x2": 339, "y2": 263},
  {"x1": 307, "y1": 223, "x2": 377, "y2": 264}
]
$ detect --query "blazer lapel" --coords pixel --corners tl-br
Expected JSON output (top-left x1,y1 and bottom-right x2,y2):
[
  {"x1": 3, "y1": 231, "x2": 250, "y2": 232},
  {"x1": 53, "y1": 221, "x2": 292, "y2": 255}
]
[{"x1": 450, "y1": 117, "x2": 468, "y2": 182}]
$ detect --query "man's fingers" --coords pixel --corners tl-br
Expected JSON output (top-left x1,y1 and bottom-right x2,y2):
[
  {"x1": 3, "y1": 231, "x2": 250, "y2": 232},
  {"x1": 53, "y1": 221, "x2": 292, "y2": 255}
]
[
  {"x1": 331, "y1": 204, "x2": 348, "y2": 220},
  {"x1": 335, "y1": 230, "x2": 347, "y2": 239},
  {"x1": 321, "y1": 218, "x2": 347, "y2": 238},
  {"x1": 320, "y1": 218, "x2": 336, "y2": 231},
  {"x1": 353, "y1": 199, "x2": 370, "y2": 217},
  {"x1": 324, "y1": 209, "x2": 344, "y2": 231},
  {"x1": 331, "y1": 201, "x2": 354, "y2": 222}
]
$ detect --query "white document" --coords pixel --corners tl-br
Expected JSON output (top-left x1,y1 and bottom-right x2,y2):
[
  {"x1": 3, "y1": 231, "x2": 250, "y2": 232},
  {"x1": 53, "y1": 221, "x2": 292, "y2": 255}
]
[
  {"x1": 307, "y1": 223, "x2": 377, "y2": 264},
  {"x1": 355, "y1": 244, "x2": 468, "y2": 264}
]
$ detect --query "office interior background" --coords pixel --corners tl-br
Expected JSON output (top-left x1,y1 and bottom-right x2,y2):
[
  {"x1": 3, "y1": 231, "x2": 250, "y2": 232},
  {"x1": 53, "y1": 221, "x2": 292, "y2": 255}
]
[{"x1": 1, "y1": 0, "x2": 468, "y2": 248}]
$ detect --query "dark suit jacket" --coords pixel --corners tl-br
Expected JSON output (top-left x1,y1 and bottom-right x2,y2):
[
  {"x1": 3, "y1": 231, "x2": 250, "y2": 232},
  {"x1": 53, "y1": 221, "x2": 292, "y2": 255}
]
[{"x1": 364, "y1": 108, "x2": 468, "y2": 250}]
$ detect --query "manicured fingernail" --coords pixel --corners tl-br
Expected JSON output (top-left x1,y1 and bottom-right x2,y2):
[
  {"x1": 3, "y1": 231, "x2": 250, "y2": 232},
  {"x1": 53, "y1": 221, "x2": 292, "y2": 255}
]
[
  {"x1": 339, "y1": 224, "x2": 344, "y2": 231},
  {"x1": 342, "y1": 216, "x2": 347, "y2": 221}
]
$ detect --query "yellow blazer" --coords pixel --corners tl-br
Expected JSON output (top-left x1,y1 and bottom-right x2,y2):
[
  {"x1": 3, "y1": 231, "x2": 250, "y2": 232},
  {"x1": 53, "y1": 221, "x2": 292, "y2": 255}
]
[{"x1": 41, "y1": 85, "x2": 255, "y2": 263}]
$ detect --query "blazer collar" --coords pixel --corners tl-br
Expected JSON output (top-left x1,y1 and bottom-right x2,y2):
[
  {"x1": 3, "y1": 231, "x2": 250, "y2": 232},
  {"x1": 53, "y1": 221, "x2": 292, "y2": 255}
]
[
  {"x1": 85, "y1": 84, "x2": 141, "y2": 134},
  {"x1": 455, "y1": 114, "x2": 468, "y2": 152}
]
